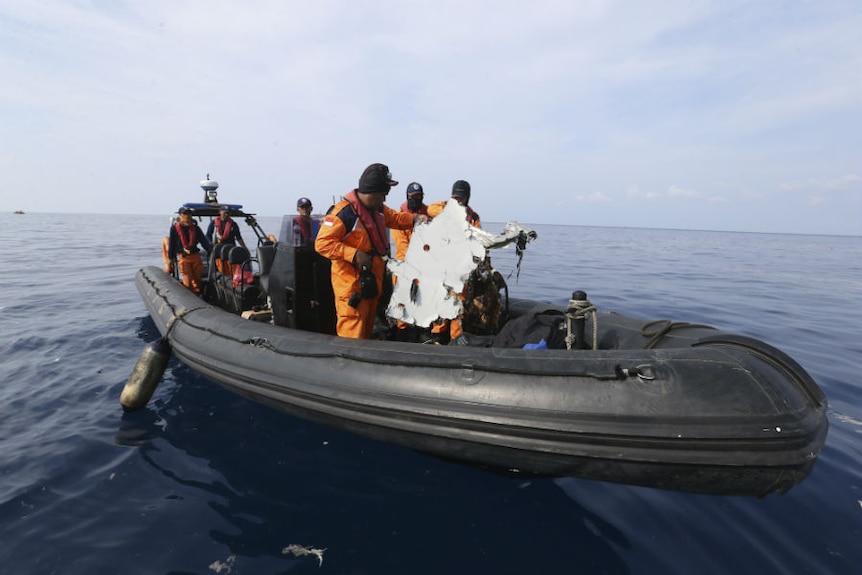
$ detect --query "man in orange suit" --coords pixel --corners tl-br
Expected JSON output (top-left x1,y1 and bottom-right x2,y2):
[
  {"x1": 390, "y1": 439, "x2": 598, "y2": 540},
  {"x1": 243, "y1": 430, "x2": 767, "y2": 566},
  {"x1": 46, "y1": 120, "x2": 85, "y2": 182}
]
[{"x1": 315, "y1": 164, "x2": 428, "y2": 339}]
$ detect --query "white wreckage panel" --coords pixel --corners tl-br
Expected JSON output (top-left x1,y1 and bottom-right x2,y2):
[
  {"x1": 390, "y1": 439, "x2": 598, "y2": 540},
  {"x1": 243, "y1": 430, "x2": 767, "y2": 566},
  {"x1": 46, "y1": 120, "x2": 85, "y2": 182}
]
[{"x1": 386, "y1": 199, "x2": 536, "y2": 327}]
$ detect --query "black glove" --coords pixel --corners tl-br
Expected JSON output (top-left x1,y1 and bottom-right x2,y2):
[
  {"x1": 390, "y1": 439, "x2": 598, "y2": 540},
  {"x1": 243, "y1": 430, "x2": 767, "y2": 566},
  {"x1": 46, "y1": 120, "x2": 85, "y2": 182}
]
[{"x1": 353, "y1": 250, "x2": 373, "y2": 270}]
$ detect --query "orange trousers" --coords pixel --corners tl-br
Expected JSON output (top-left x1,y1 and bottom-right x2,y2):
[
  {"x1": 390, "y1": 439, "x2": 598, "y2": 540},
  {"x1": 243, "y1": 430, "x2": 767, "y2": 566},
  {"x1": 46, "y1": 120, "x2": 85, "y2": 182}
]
[
  {"x1": 431, "y1": 287, "x2": 465, "y2": 340},
  {"x1": 162, "y1": 237, "x2": 171, "y2": 273},
  {"x1": 431, "y1": 318, "x2": 463, "y2": 340},
  {"x1": 334, "y1": 293, "x2": 379, "y2": 339},
  {"x1": 177, "y1": 252, "x2": 204, "y2": 295},
  {"x1": 330, "y1": 256, "x2": 387, "y2": 339}
]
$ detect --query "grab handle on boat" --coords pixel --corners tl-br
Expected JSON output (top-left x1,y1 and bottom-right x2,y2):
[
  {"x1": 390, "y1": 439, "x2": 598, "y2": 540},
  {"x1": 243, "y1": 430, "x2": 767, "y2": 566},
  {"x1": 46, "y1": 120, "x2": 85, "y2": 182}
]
[{"x1": 617, "y1": 364, "x2": 656, "y2": 381}]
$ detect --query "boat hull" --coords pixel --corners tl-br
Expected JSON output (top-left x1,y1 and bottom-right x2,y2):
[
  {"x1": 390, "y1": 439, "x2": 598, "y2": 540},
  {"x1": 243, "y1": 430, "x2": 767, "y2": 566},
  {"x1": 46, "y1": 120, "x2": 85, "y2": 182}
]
[{"x1": 136, "y1": 265, "x2": 827, "y2": 496}]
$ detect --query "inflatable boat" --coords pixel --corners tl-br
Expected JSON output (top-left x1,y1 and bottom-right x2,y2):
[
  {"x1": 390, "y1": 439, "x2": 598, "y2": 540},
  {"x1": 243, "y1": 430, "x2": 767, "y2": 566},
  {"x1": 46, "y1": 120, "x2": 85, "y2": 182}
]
[{"x1": 129, "y1": 179, "x2": 828, "y2": 496}]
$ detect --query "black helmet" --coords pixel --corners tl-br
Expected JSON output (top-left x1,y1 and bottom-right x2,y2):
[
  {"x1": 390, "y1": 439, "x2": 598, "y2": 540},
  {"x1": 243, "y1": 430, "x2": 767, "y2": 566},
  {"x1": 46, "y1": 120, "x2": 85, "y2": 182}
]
[
  {"x1": 451, "y1": 180, "x2": 471, "y2": 202},
  {"x1": 358, "y1": 163, "x2": 398, "y2": 194},
  {"x1": 406, "y1": 182, "x2": 423, "y2": 197}
]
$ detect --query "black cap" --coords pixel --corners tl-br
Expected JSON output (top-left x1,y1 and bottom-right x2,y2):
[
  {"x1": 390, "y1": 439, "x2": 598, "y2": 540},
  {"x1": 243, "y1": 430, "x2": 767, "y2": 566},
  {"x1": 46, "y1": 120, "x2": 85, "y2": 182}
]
[
  {"x1": 358, "y1": 163, "x2": 398, "y2": 194},
  {"x1": 297, "y1": 197, "x2": 312, "y2": 208},
  {"x1": 219, "y1": 204, "x2": 230, "y2": 212},
  {"x1": 178, "y1": 206, "x2": 191, "y2": 215},
  {"x1": 451, "y1": 180, "x2": 471, "y2": 201},
  {"x1": 406, "y1": 182, "x2": 423, "y2": 197}
]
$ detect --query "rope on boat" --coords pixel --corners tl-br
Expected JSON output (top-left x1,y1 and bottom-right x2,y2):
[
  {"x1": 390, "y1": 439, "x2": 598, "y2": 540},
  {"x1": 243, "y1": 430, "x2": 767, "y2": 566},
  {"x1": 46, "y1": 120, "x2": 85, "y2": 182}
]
[
  {"x1": 565, "y1": 295, "x2": 598, "y2": 350},
  {"x1": 142, "y1": 267, "x2": 212, "y2": 340},
  {"x1": 640, "y1": 319, "x2": 717, "y2": 349},
  {"x1": 164, "y1": 305, "x2": 207, "y2": 339},
  {"x1": 245, "y1": 336, "x2": 276, "y2": 350}
]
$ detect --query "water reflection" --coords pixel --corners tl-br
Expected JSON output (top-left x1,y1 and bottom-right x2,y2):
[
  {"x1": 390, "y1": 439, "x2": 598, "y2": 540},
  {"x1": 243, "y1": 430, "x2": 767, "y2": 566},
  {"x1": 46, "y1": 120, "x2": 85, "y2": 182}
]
[{"x1": 116, "y1": 364, "x2": 632, "y2": 574}]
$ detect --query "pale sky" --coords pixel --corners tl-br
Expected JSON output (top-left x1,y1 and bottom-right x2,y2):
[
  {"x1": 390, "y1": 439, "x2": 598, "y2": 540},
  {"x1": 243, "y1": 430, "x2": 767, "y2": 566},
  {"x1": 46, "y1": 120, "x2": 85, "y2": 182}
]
[{"x1": 2, "y1": 1, "x2": 860, "y2": 235}]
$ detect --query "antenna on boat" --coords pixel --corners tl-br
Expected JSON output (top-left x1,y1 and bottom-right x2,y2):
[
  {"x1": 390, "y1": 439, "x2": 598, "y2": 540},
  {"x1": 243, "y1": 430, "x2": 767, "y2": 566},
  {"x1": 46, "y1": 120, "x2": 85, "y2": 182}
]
[{"x1": 201, "y1": 174, "x2": 219, "y2": 204}]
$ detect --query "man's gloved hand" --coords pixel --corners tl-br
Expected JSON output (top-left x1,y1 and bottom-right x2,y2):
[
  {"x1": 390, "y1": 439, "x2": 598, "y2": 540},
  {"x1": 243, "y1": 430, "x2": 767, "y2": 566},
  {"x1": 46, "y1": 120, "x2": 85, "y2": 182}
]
[{"x1": 353, "y1": 250, "x2": 372, "y2": 270}]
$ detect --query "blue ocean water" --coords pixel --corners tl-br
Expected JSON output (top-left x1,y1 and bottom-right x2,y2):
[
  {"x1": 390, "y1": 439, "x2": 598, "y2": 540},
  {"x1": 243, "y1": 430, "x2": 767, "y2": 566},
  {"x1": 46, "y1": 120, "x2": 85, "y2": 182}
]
[{"x1": 1, "y1": 212, "x2": 860, "y2": 575}]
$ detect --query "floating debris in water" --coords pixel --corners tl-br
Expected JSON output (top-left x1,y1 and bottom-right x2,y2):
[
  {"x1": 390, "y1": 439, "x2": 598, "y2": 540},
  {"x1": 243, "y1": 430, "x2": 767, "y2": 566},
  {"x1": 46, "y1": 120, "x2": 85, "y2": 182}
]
[
  {"x1": 208, "y1": 554, "x2": 236, "y2": 573},
  {"x1": 283, "y1": 544, "x2": 326, "y2": 567}
]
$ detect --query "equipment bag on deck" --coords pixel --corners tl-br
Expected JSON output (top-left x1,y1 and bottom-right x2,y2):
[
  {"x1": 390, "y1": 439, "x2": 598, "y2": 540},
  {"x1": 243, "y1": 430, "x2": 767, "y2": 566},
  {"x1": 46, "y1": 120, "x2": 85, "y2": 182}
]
[{"x1": 491, "y1": 305, "x2": 567, "y2": 349}]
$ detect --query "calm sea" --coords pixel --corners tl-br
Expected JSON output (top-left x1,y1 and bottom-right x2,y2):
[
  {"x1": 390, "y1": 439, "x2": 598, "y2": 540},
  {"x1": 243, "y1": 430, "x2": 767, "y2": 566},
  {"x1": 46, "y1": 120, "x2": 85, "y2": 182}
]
[{"x1": 1, "y1": 213, "x2": 860, "y2": 575}]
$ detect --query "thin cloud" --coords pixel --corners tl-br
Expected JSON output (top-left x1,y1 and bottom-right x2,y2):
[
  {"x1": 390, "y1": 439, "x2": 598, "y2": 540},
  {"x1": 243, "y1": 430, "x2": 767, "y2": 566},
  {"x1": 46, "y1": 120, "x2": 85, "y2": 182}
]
[
  {"x1": 0, "y1": 0, "x2": 859, "y2": 235},
  {"x1": 807, "y1": 195, "x2": 827, "y2": 206},
  {"x1": 780, "y1": 174, "x2": 861, "y2": 192},
  {"x1": 626, "y1": 185, "x2": 661, "y2": 201},
  {"x1": 574, "y1": 192, "x2": 611, "y2": 203},
  {"x1": 667, "y1": 185, "x2": 699, "y2": 198}
]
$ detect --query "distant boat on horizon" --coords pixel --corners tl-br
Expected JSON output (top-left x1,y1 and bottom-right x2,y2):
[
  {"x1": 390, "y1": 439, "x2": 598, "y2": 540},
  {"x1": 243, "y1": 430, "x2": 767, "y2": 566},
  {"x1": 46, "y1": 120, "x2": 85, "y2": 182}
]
[{"x1": 13, "y1": 210, "x2": 24, "y2": 214}]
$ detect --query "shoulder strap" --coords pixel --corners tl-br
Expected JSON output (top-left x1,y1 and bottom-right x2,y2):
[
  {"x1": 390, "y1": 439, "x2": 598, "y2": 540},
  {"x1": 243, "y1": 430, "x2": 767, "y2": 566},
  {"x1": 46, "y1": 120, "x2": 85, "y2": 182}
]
[{"x1": 333, "y1": 202, "x2": 358, "y2": 234}]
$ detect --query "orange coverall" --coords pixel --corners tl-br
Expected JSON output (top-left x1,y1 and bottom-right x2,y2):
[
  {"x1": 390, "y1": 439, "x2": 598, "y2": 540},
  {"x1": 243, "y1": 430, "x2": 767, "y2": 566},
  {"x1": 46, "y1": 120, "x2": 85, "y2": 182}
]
[
  {"x1": 315, "y1": 192, "x2": 415, "y2": 339},
  {"x1": 391, "y1": 200, "x2": 429, "y2": 261},
  {"x1": 167, "y1": 219, "x2": 212, "y2": 295}
]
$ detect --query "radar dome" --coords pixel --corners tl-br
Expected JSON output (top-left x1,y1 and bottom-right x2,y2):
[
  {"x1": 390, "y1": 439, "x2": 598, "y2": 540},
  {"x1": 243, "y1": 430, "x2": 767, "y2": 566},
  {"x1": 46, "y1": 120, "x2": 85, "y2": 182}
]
[
  {"x1": 200, "y1": 176, "x2": 219, "y2": 192},
  {"x1": 200, "y1": 174, "x2": 220, "y2": 203}
]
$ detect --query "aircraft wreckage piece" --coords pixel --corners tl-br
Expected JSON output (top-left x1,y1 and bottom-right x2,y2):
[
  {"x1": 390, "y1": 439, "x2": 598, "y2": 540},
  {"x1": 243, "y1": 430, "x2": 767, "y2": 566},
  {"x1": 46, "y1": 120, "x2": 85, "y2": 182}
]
[{"x1": 386, "y1": 199, "x2": 536, "y2": 327}]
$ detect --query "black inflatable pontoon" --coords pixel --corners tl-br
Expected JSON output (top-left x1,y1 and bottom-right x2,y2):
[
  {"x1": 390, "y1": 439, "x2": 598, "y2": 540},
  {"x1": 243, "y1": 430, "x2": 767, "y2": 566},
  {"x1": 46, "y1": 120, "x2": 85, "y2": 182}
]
[{"x1": 135, "y1": 245, "x2": 827, "y2": 496}]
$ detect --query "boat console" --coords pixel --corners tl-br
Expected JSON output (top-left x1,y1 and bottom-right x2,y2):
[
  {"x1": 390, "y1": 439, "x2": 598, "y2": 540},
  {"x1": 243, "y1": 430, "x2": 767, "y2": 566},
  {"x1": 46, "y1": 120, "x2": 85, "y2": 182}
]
[{"x1": 265, "y1": 216, "x2": 336, "y2": 334}]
